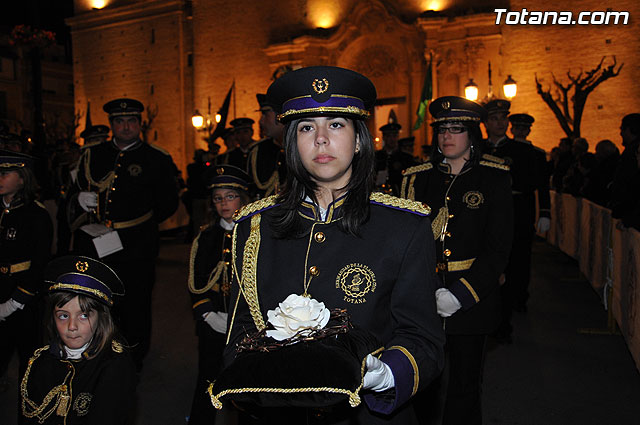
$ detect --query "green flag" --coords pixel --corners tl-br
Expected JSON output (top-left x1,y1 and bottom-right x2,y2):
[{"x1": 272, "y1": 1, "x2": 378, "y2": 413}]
[{"x1": 413, "y1": 55, "x2": 433, "y2": 130}]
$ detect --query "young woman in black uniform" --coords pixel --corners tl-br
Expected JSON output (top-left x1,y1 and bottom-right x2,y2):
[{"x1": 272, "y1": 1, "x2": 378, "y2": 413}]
[
  {"x1": 216, "y1": 66, "x2": 445, "y2": 424},
  {"x1": 402, "y1": 96, "x2": 513, "y2": 425}
]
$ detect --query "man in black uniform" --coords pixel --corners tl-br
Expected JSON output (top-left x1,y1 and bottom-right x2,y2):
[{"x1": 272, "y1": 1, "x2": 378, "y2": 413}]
[
  {"x1": 482, "y1": 100, "x2": 550, "y2": 342},
  {"x1": 375, "y1": 122, "x2": 402, "y2": 194},
  {"x1": 218, "y1": 118, "x2": 256, "y2": 172},
  {"x1": 246, "y1": 94, "x2": 286, "y2": 198},
  {"x1": 71, "y1": 98, "x2": 179, "y2": 369}
]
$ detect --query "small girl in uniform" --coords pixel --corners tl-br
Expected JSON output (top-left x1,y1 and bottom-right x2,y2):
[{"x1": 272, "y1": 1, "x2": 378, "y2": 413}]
[
  {"x1": 187, "y1": 164, "x2": 251, "y2": 425},
  {"x1": 20, "y1": 255, "x2": 136, "y2": 425}
]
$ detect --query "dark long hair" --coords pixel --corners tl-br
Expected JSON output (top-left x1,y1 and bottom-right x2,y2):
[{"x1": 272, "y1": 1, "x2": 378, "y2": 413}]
[
  {"x1": 271, "y1": 118, "x2": 375, "y2": 238},
  {"x1": 6, "y1": 166, "x2": 38, "y2": 205},
  {"x1": 430, "y1": 120, "x2": 483, "y2": 165},
  {"x1": 45, "y1": 292, "x2": 122, "y2": 360}
]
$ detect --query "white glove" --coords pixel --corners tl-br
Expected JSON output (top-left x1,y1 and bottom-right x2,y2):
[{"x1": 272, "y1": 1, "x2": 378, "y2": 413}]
[
  {"x1": 537, "y1": 217, "x2": 551, "y2": 233},
  {"x1": 435, "y1": 288, "x2": 462, "y2": 318},
  {"x1": 0, "y1": 299, "x2": 25, "y2": 322},
  {"x1": 78, "y1": 191, "x2": 98, "y2": 212},
  {"x1": 363, "y1": 354, "x2": 395, "y2": 392},
  {"x1": 203, "y1": 311, "x2": 228, "y2": 334}
]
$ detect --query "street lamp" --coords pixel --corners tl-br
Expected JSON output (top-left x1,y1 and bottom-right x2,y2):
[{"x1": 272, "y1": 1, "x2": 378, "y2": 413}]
[
  {"x1": 464, "y1": 79, "x2": 479, "y2": 101},
  {"x1": 503, "y1": 75, "x2": 517, "y2": 99},
  {"x1": 191, "y1": 110, "x2": 204, "y2": 129}
]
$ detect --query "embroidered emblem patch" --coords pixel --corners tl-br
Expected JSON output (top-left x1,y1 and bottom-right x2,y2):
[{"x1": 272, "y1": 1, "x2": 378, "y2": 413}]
[
  {"x1": 312, "y1": 78, "x2": 329, "y2": 94},
  {"x1": 441, "y1": 100, "x2": 451, "y2": 110},
  {"x1": 462, "y1": 191, "x2": 484, "y2": 209},
  {"x1": 6, "y1": 228, "x2": 17, "y2": 240},
  {"x1": 73, "y1": 392, "x2": 92, "y2": 416},
  {"x1": 75, "y1": 261, "x2": 89, "y2": 272},
  {"x1": 335, "y1": 263, "x2": 376, "y2": 304},
  {"x1": 128, "y1": 164, "x2": 142, "y2": 177}
]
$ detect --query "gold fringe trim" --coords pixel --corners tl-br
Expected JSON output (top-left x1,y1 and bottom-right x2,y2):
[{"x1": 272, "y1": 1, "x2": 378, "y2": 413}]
[
  {"x1": 402, "y1": 162, "x2": 433, "y2": 176},
  {"x1": 369, "y1": 192, "x2": 431, "y2": 216},
  {"x1": 481, "y1": 153, "x2": 506, "y2": 164},
  {"x1": 233, "y1": 195, "x2": 278, "y2": 222},
  {"x1": 479, "y1": 160, "x2": 510, "y2": 171}
]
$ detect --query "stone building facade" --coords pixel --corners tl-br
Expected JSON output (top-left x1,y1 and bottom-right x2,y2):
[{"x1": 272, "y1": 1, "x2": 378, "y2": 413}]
[{"x1": 67, "y1": 0, "x2": 640, "y2": 172}]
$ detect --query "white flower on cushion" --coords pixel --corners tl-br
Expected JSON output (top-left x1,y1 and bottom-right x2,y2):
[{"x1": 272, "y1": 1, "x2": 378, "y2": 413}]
[{"x1": 266, "y1": 293, "x2": 331, "y2": 341}]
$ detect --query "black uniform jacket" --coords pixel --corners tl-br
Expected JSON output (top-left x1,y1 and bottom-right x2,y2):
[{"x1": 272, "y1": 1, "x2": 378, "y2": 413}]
[
  {"x1": 0, "y1": 200, "x2": 53, "y2": 304},
  {"x1": 482, "y1": 137, "x2": 550, "y2": 224},
  {"x1": 21, "y1": 341, "x2": 136, "y2": 425},
  {"x1": 188, "y1": 219, "x2": 233, "y2": 319},
  {"x1": 402, "y1": 158, "x2": 513, "y2": 334},
  {"x1": 247, "y1": 137, "x2": 286, "y2": 198},
  {"x1": 72, "y1": 139, "x2": 179, "y2": 260},
  {"x1": 225, "y1": 193, "x2": 445, "y2": 416}
]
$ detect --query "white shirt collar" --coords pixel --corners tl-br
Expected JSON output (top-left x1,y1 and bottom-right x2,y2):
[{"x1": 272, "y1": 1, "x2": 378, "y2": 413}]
[{"x1": 219, "y1": 218, "x2": 235, "y2": 231}]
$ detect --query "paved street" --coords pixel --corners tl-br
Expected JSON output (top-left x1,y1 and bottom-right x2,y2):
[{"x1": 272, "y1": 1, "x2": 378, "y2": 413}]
[{"x1": 2, "y1": 235, "x2": 639, "y2": 424}]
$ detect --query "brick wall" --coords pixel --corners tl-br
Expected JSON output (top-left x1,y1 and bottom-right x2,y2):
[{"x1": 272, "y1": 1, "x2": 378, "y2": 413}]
[{"x1": 503, "y1": 0, "x2": 640, "y2": 152}]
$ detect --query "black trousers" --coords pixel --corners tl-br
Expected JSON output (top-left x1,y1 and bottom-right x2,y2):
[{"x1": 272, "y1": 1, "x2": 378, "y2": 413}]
[
  {"x1": 108, "y1": 259, "x2": 156, "y2": 371},
  {"x1": 188, "y1": 320, "x2": 226, "y2": 425},
  {"x1": 442, "y1": 334, "x2": 487, "y2": 425}
]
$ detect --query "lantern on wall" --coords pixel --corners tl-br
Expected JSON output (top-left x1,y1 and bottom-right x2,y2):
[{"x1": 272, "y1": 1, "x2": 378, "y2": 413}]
[
  {"x1": 464, "y1": 79, "x2": 479, "y2": 101},
  {"x1": 503, "y1": 75, "x2": 517, "y2": 99}
]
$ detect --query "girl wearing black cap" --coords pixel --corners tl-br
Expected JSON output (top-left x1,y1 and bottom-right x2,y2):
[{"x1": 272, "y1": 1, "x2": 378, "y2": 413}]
[
  {"x1": 0, "y1": 151, "x2": 53, "y2": 386},
  {"x1": 214, "y1": 67, "x2": 444, "y2": 424},
  {"x1": 20, "y1": 255, "x2": 136, "y2": 424},
  {"x1": 187, "y1": 165, "x2": 251, "y2": 425},
  {"x1": 402, "y1": 96, "x2": 513, "y2": 425}
]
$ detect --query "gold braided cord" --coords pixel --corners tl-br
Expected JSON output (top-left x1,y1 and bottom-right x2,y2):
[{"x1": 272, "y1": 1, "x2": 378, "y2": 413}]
[
  {"x1": 369, "y1": 192, "x2": 431, "y2": 216},
  {"x1": 81, "y1": 149, "x2": 115, "y2": 192},
  {"x1": 21, "y1": 346, "x2": 74, "y2": 423},
  {"x1": 431, "y1": 206, "x2": 449, "y2": 241},
  {"x1": 48, "y1": 283, "x2": 112, "y2": 306},
  {"x1": 187, "y1": 232, "x2": 228, "y2": 295},
  {"x1": 207, "y1": 385, "x2": 361, "y2": 410},
  {"x1": 226, "y1": 224, "x2": 243, "y2": 345},
  {"x1": 0, "y1": 162, "x2": 26, "y2": 168},
  {"x1": 233, "y1": 195, "x2": 277, "y2": 222},
  {"x1": 278, "y1": 105, "x2": 370, "y2": 121},
  {"x1": 241, "y1": 214, "x2": 265, "y2": 330},
  {"x1": 249, "y1": 146, "x2": 279, "y2": 197}
]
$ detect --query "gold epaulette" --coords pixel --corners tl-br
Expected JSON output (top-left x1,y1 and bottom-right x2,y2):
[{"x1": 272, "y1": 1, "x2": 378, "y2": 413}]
[
  {"x1": 481, "y1": 153, "x2": 506, "y2": 164},
  {"x1": 148, "y1": 143, "x2": 171, "y2": 156},
  {"x1": 233, "y1": 195, "x2": 278, "y2": 222},
  {"x1": 479, "y1": 160, "x2": 510, "y2": 171},
  {"x1": 402, "y1": 162, "x2": 433, "y2": 176},
  {"x1": 369, "y1": 192, "x2": 431, "y2": 216}
]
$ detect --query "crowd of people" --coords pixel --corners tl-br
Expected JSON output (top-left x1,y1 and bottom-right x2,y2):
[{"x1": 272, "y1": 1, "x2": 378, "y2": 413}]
[{"x1": 0, "y1": 64, "x2": 638, "y2": 425}]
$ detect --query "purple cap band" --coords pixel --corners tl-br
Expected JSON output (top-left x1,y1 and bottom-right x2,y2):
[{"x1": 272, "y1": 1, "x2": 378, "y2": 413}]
[
  {"x1": 283, "y1": 95, "x2": 365, "y2": 114},
  {"x1": 57, "y1": 273, "x2": 112, "y2": 299}
]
